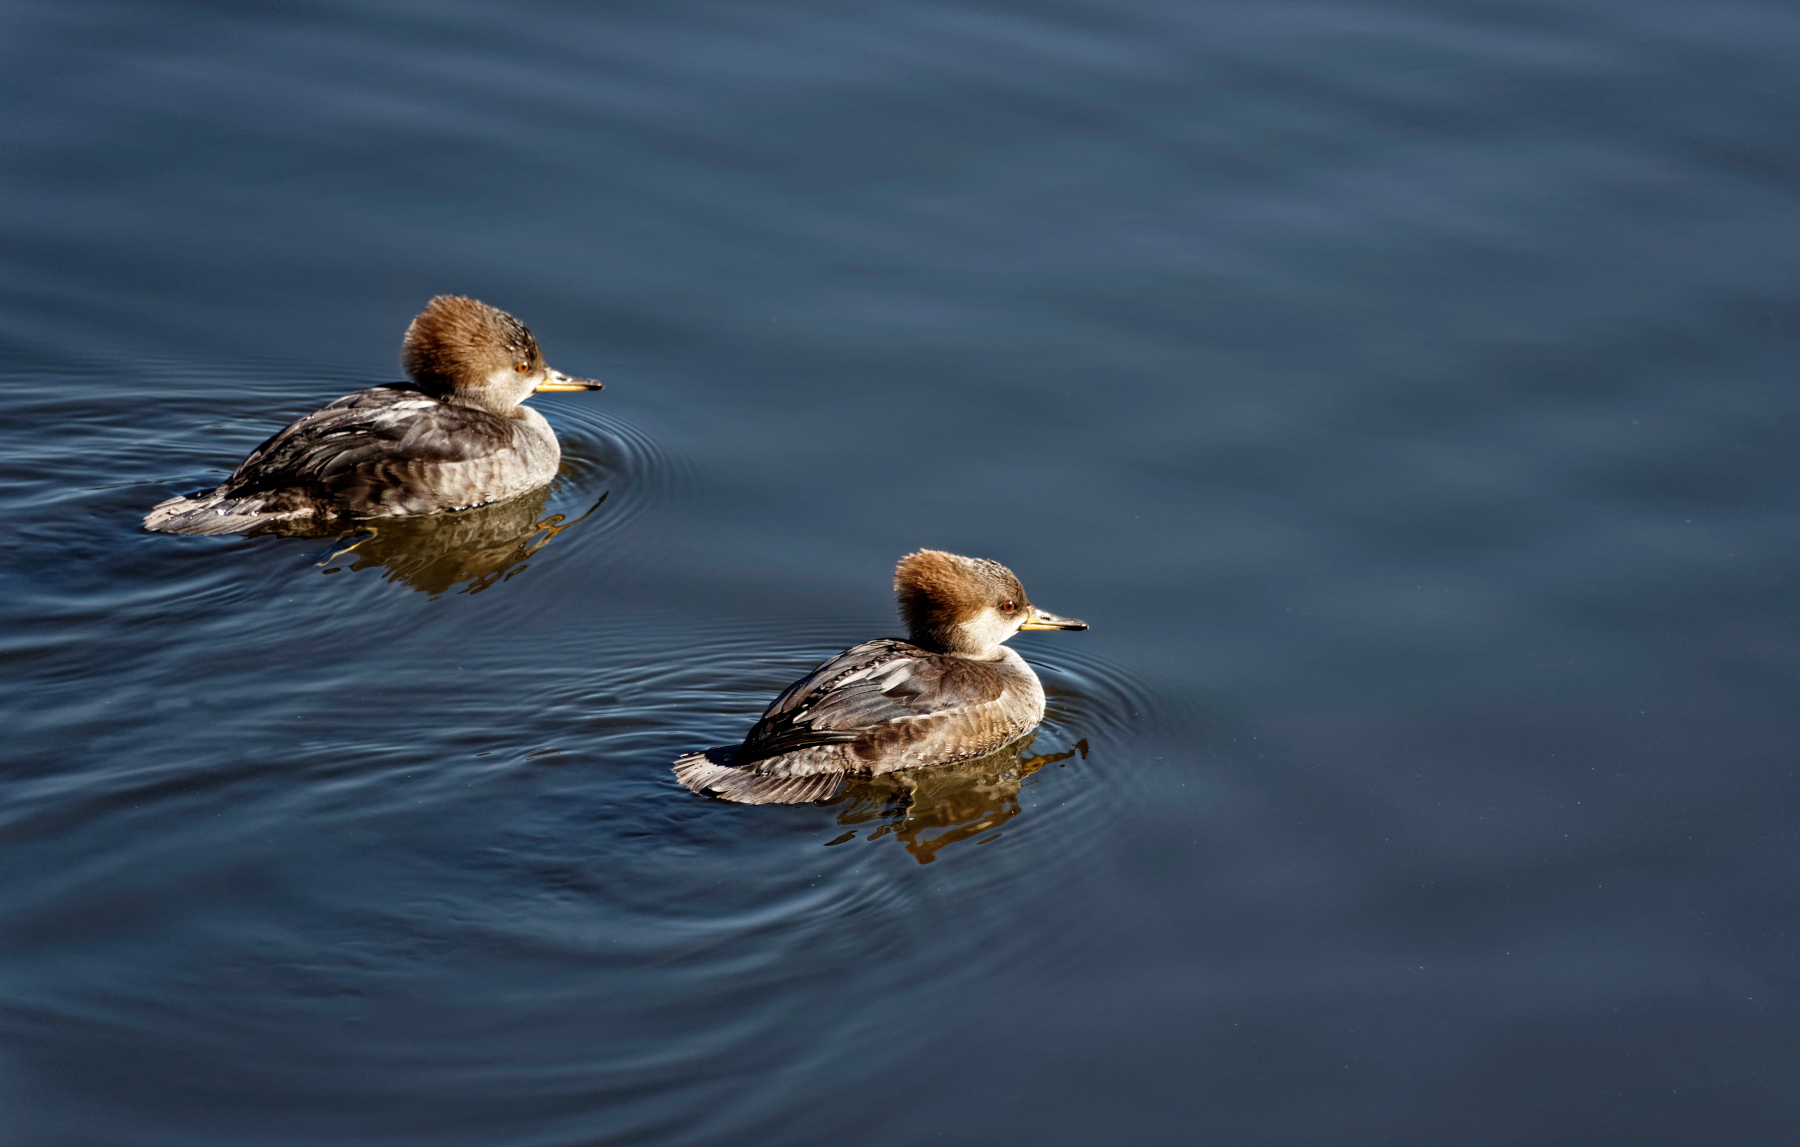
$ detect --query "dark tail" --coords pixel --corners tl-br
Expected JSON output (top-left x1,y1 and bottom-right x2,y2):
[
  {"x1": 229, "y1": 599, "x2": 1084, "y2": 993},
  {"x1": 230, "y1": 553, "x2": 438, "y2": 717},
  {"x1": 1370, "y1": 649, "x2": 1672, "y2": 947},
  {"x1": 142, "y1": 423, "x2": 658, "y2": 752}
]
[{"x1": 672, "y1": 750, "x2": 843, "y2": 805}]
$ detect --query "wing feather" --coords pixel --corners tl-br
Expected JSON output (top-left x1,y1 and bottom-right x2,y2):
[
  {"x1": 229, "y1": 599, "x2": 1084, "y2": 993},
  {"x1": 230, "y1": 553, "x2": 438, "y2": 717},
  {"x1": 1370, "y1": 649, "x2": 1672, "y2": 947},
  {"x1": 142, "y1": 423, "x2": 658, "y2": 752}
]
[
  {"x1": 225, "y1": 387, "x2": 508, "y2": 492},
  {"x1": 737, "y1": 640, "x2": 1003, "y2": 765}
]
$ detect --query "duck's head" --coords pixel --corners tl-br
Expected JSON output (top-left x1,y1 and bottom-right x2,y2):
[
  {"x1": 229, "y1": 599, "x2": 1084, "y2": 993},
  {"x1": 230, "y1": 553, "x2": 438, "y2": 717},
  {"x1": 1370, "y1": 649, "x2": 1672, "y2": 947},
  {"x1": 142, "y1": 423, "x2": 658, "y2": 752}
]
[
  {"x1": 401, "y1": 295, "x2": 603, "y2": 414},
  {"x1": 894, "y1": 549, "x2": 1087, "y2": 656}
]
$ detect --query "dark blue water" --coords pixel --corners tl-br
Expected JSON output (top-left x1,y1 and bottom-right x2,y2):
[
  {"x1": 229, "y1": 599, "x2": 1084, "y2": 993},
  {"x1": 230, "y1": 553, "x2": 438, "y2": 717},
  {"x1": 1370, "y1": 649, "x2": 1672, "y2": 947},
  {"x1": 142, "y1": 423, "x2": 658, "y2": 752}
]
[{"x1": 3, "y1": 1, "x2": 1798, "y2": 1143}]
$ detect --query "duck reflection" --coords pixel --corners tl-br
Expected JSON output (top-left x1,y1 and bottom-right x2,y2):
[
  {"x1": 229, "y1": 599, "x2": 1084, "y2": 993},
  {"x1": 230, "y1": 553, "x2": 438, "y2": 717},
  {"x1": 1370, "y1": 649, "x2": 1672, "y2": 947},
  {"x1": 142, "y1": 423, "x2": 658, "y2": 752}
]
[
  {"x1": 309, "y1": 491, "x2": 607, "y2": 596},
  {"x1": 825, "y1": 734, "x2": 1087, "y2": 864}
]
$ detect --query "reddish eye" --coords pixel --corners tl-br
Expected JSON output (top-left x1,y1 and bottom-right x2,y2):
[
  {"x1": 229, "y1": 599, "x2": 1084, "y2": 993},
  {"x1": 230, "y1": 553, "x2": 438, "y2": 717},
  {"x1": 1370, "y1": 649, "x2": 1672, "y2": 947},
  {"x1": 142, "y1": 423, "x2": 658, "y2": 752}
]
[
  {"x1": 515, "y1": 362, "x2": 530, "y2": 373},
  {"x1": 1000, "y1": 601, "x2": 1017, "y2": 614}
]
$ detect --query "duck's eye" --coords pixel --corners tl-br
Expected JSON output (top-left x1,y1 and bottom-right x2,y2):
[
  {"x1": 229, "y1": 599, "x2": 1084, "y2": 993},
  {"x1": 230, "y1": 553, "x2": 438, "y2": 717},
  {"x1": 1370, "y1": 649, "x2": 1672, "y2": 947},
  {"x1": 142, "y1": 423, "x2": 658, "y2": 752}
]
[
  {"x1": 999, "y1": 600, "x2": 1017, "y2": 614},
  {"x1": 515, "y1": 362, "x2": 530, "y2": 373}
]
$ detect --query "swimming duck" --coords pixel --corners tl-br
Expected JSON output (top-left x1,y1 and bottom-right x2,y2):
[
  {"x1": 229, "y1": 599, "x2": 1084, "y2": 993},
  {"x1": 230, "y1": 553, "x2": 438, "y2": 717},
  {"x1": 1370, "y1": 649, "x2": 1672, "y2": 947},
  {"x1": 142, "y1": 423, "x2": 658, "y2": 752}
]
[
  {"x1": 673, "y1": 549, "x2": 1088, "y2": 804},
  {"x1": 143, "y1": 295, "x2": 602, "y2": 535}
]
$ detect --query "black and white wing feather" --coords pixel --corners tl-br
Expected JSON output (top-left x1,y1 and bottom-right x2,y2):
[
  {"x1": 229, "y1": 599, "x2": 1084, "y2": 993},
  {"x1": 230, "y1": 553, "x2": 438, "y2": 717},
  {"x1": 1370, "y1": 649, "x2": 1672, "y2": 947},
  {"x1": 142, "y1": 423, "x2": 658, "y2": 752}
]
[{"x1": 740, "y1": 639, "x2": 1002, "y2": 762}]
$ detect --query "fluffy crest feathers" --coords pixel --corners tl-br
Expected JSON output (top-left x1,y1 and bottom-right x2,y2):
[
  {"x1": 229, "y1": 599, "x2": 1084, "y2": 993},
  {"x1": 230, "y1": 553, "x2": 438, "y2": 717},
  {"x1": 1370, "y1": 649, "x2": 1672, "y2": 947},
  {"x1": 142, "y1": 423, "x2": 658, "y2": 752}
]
[
  {"x1": 401, "y1": 295, "x2": 543, "y2": 406},
  {"x1": 894, "y1": 549, "x2": 1029, "y2": 654}
]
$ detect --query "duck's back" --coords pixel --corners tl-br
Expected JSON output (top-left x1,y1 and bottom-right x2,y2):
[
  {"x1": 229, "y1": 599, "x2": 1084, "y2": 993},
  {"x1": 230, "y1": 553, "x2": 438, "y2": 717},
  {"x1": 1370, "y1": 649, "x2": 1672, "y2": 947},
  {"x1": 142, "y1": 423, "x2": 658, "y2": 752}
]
[
  {"x1": 144, "y1": 386, "x2": 559, "y2": 535},
  {"x1": 673, "y1": 638, "x2": 1046, "y2": 804}
]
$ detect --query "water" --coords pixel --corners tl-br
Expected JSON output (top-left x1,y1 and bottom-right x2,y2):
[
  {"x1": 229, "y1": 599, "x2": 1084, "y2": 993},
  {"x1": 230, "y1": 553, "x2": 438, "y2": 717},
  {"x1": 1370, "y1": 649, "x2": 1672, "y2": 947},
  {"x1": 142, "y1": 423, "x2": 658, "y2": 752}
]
[{"x1": 3, "y1": 0, "x2": 1798, "y2": 1142}]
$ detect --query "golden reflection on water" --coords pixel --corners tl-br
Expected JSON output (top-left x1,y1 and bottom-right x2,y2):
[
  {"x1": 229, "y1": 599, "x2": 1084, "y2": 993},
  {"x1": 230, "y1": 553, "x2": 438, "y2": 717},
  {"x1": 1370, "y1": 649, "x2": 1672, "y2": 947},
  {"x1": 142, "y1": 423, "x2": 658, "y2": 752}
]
[
  {"x1": 309, "y1": 492, "x2": 607, "y2": 596},
  {"x1": 826, "y1": 734, "x2": 1088, "y2": 865}
]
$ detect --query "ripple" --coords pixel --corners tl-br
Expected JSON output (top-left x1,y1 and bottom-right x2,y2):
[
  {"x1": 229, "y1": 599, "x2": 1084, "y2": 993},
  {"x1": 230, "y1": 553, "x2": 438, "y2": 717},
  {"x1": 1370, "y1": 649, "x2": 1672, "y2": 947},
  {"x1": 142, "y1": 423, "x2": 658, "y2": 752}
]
[
  {"x1": 506, "y1": 622, "x2": 1195, "y2": 995},
  {"x1": 537, "y1": 395, "x2": 697, "y2": 546},
  {"x1": 1028, "y1": 641, "x2": 1211, "y2": 805}
]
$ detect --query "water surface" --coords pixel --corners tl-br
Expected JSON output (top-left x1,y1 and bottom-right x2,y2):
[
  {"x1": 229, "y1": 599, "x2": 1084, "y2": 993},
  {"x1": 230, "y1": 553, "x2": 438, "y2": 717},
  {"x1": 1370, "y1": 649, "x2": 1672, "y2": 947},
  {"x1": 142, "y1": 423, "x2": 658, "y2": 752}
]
[{"x1": 3, "y1": 0, "x2": 1798, "y2": 1143}]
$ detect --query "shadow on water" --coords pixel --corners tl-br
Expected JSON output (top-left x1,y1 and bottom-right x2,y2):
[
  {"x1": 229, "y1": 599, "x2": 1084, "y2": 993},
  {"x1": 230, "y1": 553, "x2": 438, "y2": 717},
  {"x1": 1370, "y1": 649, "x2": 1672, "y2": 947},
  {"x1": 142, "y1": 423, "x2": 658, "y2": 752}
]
[
  {"x1": 289, "y1": 490, "x2": 610, "y2": 596},
  {"x1": 825, "y1": 733, "x2": 1090, "y2": 864}
]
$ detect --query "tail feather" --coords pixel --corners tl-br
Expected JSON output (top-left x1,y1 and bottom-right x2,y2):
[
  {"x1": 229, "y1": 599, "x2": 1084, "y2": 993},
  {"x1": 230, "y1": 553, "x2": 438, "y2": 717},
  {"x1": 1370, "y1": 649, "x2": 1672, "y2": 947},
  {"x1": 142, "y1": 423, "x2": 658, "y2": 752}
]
[
  {"x1": 672, "y1": 751, "x2": 843, "y2": 805},
  {"x1": 143, "y1": 490, "x2": 311, "y2": 536}
]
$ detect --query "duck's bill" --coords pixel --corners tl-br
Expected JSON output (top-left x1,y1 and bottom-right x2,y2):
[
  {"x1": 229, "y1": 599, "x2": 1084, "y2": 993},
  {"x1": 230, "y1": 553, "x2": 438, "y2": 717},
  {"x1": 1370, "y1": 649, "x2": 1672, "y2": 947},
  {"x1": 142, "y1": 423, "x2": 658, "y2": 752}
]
[
  {"x1": 1020, "y1": 607, "x2": 1088, "y2": 631},
  {"x1": 534, "y1": 370, "x2": 604, "y2": 392}
]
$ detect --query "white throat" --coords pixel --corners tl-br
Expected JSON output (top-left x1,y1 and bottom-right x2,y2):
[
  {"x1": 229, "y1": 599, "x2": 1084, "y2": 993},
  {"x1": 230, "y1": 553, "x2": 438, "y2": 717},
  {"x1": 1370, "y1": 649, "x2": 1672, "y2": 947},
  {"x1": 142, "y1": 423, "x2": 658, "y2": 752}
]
[{"x1": 949, "y1": 608, "x2": 1021, "y2": 656}]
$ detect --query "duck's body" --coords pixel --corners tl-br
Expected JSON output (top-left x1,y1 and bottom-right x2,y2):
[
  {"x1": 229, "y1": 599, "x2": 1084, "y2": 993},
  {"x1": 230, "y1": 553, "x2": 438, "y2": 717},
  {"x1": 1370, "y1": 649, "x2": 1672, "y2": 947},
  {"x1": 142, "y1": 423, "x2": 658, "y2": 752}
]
[
  {"x1": 674, "y1": 550, "x2": 1087, "y2": 805},
  {"x1": 143, "y1": 384, "x2": 564, "y2": 534},
  {"x1": 145, "y1": 296, "x2": 601, "y2": 536}
]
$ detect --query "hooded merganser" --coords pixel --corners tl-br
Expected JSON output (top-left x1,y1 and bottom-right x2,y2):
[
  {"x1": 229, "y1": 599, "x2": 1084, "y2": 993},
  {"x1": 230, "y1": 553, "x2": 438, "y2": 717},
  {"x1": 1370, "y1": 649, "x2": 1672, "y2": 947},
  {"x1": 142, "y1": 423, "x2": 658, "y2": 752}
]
[
  {"x1": 673, "y1": 549, "x2": 1088, "y2": 805},
  {"x1": 143, "y1": 295, "x2": 602, "y2": 535}
]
